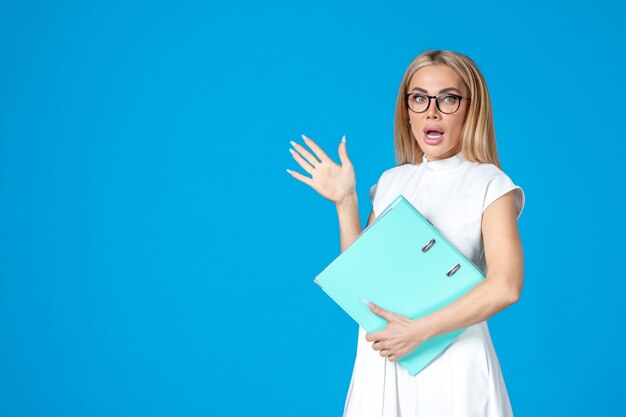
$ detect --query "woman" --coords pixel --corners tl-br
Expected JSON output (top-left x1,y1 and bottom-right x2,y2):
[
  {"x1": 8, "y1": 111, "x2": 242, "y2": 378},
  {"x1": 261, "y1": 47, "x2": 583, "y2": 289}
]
[{"x1": 286, "y1": 49, "x2": 524, "y2": 417}]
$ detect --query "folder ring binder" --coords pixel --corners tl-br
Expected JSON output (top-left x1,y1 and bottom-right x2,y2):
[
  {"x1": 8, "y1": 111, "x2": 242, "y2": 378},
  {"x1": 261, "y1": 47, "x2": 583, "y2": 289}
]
[
  {"x1": 421, "y1": 238, "x2": 436, "y2": 252},
  {"x1": 446, "y1": 263, "x2": 461, "y2": 277}
]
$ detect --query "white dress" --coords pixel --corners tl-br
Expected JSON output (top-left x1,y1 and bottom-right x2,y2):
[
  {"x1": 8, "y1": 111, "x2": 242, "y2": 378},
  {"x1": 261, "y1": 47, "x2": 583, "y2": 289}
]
[{"x1": 343, "y1": 150, "x2": 525, "y2": 417}]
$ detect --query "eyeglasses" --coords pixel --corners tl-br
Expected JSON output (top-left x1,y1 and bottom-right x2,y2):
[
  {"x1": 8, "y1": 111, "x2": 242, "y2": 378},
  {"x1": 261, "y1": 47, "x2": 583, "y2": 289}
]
[{"x1": 404, "y1": 92, "x2": 471, "y2": 114}]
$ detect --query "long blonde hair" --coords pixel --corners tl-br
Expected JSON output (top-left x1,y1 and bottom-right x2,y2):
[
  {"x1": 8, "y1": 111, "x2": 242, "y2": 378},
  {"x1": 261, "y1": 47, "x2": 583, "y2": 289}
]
[{"x1": 394, "y1": 50, "x2": 501, "y2": 168}]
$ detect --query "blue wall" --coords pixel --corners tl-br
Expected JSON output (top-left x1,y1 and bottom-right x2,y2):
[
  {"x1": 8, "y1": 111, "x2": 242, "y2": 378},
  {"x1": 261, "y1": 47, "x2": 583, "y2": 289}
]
[{"x1": 1, "y1": 1, "x2": 625, "y2": 415}]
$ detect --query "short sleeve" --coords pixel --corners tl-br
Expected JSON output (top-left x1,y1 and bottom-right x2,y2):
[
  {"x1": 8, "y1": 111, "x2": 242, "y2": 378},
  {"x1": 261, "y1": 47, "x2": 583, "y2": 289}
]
[
  {"x1": 482, "y1": 173, "x2": 525, "y2": 219},
  {"x1": 367, "y1": 165, "x2": 404, "y2": 216},
  {"x1": 370, "y1": 182, "x2": 378, "y2": 206}
]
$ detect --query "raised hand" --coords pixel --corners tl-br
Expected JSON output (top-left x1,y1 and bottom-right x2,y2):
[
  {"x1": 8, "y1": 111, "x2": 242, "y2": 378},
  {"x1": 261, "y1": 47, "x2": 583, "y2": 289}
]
[{"x1": 286, "y1": 134, "x2": 356, "y2": 204}]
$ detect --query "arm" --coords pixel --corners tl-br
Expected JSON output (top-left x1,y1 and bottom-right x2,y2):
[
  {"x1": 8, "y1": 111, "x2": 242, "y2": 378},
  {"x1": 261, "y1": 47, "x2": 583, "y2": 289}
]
[
  {"x1": 336, "y1": 193, "x2": 375, "y2": 253},
  {"x1": 411, "y1": 189, "x2": 524, "y2": 339}
]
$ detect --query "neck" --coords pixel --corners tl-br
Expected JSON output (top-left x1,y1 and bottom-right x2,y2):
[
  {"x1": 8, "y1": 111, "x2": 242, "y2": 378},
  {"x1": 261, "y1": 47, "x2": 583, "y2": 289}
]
[{"x1": 421, "y1": 149, "x2": 465, "y2": 173}]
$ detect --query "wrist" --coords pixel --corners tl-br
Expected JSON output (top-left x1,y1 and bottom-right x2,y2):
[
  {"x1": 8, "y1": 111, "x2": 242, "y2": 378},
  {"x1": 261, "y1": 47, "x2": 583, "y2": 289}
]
[
  {"x1": 411, "y1": 317, "x2": 433, "y2": 343},
  {"x1": 335, "y1": 191, "x2": 357, "y2": 208}
]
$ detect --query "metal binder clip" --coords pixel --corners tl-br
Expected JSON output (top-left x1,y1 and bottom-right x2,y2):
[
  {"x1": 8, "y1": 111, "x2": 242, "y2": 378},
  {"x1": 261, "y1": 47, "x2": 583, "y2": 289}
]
[
  {"x1": 446, "y1": 263, "x2": 461, "y2": 277},
  {"x1": 421, "y1": 239, "x2": 436, "y2": 252}
]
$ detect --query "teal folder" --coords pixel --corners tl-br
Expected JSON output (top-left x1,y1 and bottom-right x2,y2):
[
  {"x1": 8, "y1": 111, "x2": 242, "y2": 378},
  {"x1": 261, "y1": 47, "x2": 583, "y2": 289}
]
[{"x1": 314, "y1": 194, "x2": 485, "y2": 376}]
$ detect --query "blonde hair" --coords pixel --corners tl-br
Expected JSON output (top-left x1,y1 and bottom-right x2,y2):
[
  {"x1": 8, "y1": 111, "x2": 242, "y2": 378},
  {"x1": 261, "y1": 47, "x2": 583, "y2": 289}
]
[{"x1": 394, "y1": 50, "x2": 501, "y2": 168}]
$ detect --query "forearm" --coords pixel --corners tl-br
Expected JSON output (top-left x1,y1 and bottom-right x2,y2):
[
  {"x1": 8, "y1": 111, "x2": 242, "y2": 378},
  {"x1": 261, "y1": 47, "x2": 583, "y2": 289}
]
[
  {"x1": 414, "y1": 278, "x2": 518, "y2": 339},
  {"x1": 336, "y1": 192, "x2": 362, "y2": 253}
]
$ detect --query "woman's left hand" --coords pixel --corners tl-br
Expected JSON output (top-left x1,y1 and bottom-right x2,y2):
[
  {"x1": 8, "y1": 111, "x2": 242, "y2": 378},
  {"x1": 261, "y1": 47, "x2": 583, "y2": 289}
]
[{"x1": 364, "y1": 301, "x2": 429, "y2": 362}]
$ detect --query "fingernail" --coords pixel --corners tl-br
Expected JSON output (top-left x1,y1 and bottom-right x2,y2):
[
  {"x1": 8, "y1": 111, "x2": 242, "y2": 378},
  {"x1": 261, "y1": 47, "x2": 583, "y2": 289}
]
[
  {"x1": 342, "y1": 135, "x2": 346, "y2": 143},
  {"x1": 290, "y1": 140, "x2": 297, "y2": 148},
  {"x1": 289, "y1": 148, "x2": 295, "y2": 154},
  {"x1": 286, "y1": 168, "x2": 293, "y2": 174},
  {"x1": 301, "y1": 134, "x2": 308, "y2": 141}
]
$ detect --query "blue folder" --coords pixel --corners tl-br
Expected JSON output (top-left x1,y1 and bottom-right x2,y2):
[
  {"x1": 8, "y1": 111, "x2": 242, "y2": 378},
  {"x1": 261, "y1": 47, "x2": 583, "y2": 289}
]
[{"x1": 314, "y1": 194, "x2": 485, "y2": 376}]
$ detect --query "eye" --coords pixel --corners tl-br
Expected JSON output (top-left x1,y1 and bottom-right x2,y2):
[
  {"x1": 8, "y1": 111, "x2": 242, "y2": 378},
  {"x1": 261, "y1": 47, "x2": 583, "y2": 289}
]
[
  {"x1": 443, "y1": 95, "x2": 459, "y2": 104},
  {"x1": 414, "y1": 94, "x2": 427, "y2": 103}
]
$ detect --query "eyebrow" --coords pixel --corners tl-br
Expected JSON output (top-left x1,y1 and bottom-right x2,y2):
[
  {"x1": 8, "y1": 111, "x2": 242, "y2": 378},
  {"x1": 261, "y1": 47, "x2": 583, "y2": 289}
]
[{"x1": 410, "y1": 87, "x2": 462, "y2": 94}]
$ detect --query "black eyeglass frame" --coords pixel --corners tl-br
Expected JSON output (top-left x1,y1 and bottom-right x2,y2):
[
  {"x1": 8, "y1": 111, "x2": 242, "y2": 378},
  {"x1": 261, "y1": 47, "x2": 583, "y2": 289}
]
[{"x1": 404, "y1": 92, "x2": 472, "y2": 114}]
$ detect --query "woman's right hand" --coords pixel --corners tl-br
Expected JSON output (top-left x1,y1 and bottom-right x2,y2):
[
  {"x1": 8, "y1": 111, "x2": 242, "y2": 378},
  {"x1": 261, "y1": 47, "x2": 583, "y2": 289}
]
[{"x1": 286, "y1": 134, "x2": 356, "y2": 205}]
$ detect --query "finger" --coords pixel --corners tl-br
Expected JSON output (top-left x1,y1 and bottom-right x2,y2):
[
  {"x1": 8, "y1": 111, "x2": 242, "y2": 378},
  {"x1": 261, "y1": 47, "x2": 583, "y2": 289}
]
[
  {"x1": 289, "y1": 148, "x2": 314, "y2": 175},
  {"x1": 285, "y1": 168, "x2": 312, "y2": 186},
  {"x1": 368, "y1": 302, "x2": 398, "y2": 322},
  {"x1": 337, "y1": 136, "x2": 352, "y2": 167},
  {"x1": 380, "y1": 349, "x2": 392, "y2": 358},
  {"x1": 290, "y1": 139, "x2": 320, "y2": 168},
  {"x1": 301, "y1": 134, "x2": 333, "y2": 163},
  {"x1": 365, "y1": 331, "x2": 385, "y2": 343}
]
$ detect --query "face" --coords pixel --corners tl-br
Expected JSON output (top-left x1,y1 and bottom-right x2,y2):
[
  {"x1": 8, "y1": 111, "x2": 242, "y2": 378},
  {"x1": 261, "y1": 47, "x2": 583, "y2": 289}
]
[{"x1": 406, "y1": 64, "x2": 470, "y2": 161}]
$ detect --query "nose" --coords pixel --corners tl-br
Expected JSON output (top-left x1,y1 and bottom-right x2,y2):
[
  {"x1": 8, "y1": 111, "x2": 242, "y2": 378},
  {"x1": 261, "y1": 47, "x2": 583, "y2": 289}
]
[{"x1": 426, "y1": 98, "x2": 440, "y2": 119}]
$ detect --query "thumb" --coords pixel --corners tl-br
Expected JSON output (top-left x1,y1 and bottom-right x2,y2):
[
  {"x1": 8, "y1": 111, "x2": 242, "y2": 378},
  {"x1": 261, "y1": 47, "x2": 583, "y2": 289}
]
[
  {"x1": 366, "y1": 301, "x2": 398, "y2": 322},
  {"x1": 338, "y1": 135, "x2": 351, "y2": 166}
]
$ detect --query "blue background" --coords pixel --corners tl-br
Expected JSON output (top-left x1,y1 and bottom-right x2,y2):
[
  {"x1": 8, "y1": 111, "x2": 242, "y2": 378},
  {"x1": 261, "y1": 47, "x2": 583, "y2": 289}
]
[{"x1": 1, "y1": 0, "x2": 625, "y2": 416}]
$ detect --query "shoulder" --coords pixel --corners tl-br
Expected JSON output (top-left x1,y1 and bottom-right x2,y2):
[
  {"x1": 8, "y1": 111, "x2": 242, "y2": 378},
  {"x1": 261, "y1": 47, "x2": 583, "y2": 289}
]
[
  {"x1": 372, "y1": 163, "x2": 415, "y2": 193},
  {"x1": 466, "y1": 160, "x2": 508, "y2": 180},
  {"x1": 370, "y1": 163, "x2": 414, "y2": 194},
  {"x1": 378, "y1": 163, "x2": 416, "y2": 182},
  {"x1": 462, "y1": 161, "x2": 520, "y2": 189}
]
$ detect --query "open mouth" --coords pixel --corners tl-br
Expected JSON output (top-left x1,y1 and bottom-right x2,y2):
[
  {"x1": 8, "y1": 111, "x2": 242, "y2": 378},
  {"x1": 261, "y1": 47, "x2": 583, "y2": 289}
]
[
  {"x1": 426, "y1": 131, "x2": 444, "y2": 139},
  {"x1": 422, "y1": 126, "x2": 445, "y2": 144}
]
